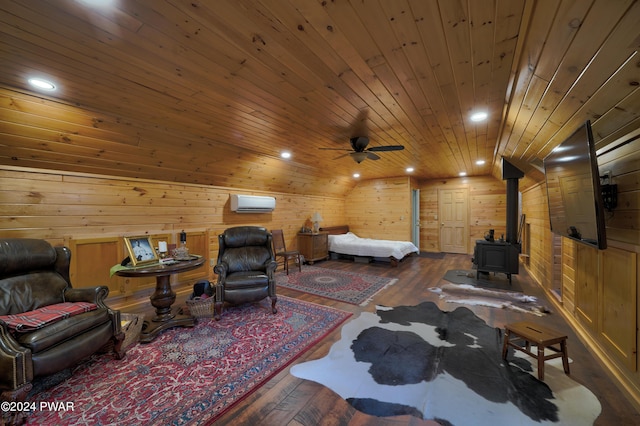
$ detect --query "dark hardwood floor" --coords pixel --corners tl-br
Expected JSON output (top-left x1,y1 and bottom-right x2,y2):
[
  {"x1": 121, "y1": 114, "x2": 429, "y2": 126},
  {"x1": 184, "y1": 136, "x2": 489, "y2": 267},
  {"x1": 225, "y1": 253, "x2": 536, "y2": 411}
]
[{"x1": 163, "y1": 254, "x2": 640, "y2": 425}]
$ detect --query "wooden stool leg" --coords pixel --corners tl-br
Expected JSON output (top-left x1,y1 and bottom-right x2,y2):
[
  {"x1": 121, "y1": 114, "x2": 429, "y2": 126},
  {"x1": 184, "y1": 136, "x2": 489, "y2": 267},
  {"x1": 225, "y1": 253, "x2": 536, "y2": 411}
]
[
  {"x1": 561, "y1": 339, "x2": 570, "y2": 375},
  {"x1": 501, "y1": 330, "x2": 510, "y2": 360},
  {"x1": 537, "y1": 345, "x2": 545, "y2": 380}
]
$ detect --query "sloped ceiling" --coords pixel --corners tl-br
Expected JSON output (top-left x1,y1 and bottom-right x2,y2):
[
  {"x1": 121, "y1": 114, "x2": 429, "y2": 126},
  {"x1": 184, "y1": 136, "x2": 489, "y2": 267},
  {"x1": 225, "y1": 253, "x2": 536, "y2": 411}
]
[{"x1": 1, "y1": 0, "x2": 639, "y2": 197}]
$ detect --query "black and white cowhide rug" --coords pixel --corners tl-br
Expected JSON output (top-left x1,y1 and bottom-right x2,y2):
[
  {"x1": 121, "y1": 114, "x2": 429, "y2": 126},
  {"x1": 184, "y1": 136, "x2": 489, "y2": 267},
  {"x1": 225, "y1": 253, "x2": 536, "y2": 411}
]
[{"x1": 290, "y1": 302, "x2": 601, "y2": 425}]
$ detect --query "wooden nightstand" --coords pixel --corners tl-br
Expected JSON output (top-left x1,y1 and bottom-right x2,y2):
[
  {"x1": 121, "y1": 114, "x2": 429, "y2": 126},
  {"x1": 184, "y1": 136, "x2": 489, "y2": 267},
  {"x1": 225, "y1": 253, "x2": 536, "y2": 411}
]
[{"x1": 297, "y1": 232, "x2": 328, "y2": 264}]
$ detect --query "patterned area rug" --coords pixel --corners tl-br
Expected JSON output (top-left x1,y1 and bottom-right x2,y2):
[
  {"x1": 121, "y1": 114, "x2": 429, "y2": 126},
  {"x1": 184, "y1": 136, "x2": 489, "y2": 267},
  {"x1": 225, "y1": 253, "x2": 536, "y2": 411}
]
[
  {"x1": 276, "y1": 266, "x2": 398, "y2": 305},
  {"x1": 26, "y1": 296, "x2": 351, "y2": 425},
  {"x1": 291, "y1": 302, "x2": 601, "y2": 425}
]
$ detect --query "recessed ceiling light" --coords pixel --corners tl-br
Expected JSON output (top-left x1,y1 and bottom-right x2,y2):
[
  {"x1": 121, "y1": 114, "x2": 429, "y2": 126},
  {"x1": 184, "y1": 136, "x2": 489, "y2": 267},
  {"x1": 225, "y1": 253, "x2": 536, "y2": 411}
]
[
  {"x1": 353, "y1": 173, "x2": 360, "y2": 178},
  {"x1": 79, "y1": 0, "x2": 116, "y2": 7},
  {"x1": 470, "y1": 111, "x2": 488, "y2": 122},
  {"x1": 406, "y1": 167, "x2": 414, "y2": 173},
  {"x1": 280, "y1": 151, "x2": 291, "y2": 159},
  {"x1": 459, "y1": 172, "x2": 467, "y2": 177},
  {"x1": 475, "y1": 160, "x2": 486, "y2": 165},
  {"x1": 28, "y1": 78, "x2": 56, "y2": 91}
]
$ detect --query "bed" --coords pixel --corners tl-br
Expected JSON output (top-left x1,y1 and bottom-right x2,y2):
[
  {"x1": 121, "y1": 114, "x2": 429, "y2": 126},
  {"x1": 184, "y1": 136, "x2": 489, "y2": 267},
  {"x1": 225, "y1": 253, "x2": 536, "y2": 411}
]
[{"x1": 320, "y1": 225, "x2": 419, "y2": 267}]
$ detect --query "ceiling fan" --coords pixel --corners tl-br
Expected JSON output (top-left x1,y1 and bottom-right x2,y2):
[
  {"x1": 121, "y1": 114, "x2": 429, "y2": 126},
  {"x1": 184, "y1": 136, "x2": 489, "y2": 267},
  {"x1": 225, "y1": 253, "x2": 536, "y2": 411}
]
[{"x1": 321, "y1": 137, "x2": 404, "y2": 163}]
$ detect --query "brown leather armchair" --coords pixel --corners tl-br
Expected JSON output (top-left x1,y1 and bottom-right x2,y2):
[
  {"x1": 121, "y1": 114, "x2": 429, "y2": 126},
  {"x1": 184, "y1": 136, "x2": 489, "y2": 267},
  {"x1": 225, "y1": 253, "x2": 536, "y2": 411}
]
[
  {"x1": 213, "y1": 226, "x2": 278, "y2": 320},
  {"x1": 0, "y1": 238, "x2": 124, "y2": 418}
]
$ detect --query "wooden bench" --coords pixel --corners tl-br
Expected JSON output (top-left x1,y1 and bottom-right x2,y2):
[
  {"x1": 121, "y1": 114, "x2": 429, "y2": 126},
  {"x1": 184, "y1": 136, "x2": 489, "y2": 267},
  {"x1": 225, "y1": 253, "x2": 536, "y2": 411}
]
[{"x1": 501, "y1": 321, "x2": 569, "y2": 381}]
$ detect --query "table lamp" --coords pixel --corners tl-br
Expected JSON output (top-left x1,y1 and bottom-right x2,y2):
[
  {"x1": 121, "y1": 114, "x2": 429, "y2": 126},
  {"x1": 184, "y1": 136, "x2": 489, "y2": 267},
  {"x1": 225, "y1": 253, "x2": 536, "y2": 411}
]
[{"x1": 311, "y1": 212, "x2": 323, "y2": 233}]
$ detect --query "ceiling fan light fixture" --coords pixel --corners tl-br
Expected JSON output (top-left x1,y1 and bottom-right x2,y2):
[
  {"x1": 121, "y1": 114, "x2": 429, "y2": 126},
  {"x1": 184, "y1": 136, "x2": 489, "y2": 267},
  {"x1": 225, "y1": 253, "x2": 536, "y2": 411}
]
[{"x1": 351, "y1": 152, "x2": 368, "y2": 163}]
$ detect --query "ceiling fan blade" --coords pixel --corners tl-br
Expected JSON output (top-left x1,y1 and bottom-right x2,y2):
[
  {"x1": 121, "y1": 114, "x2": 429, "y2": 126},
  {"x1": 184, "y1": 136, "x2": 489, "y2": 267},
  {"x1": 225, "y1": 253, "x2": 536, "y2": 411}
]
[
  {"x1": 333, "y1": 153, "x2": 351, "y2": 160},
  {"x1": 367, "y1": 145, "x2": 405, "y2": 152},
  {"x1": 366, "y1": 152, "x2": 381, "y2": 161},
  {"x1": 319, "y1": 147, "x2": 352, "y2": 151}
]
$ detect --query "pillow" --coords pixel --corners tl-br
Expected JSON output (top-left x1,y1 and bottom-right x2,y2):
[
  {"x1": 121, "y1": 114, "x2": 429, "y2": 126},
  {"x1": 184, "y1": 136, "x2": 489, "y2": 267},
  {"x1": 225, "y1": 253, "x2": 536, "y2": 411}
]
[{"x1": 332, "y1": 232, "x2": 357, "y2": 242}]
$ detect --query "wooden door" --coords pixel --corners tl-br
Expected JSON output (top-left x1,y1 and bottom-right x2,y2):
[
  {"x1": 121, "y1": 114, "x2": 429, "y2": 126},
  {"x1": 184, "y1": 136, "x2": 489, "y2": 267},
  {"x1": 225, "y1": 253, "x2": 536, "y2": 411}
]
[{"x1": 439, "y1": 188, "x2": 469, "y2": 253}]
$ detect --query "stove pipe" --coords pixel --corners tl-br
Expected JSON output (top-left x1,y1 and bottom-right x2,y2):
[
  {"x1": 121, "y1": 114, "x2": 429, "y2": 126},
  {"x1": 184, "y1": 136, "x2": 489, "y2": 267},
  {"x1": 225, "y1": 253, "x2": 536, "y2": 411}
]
[{"x1": 501, "y1": 158, "x2": 524, "y2": 245}]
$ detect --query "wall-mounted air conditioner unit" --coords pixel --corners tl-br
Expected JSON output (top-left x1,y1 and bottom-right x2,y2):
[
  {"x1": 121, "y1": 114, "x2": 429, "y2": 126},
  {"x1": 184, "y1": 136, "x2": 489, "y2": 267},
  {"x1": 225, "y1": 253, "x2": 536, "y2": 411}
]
[{"x1": 230, "y1": 194, "x2": 276, "y2": 213}]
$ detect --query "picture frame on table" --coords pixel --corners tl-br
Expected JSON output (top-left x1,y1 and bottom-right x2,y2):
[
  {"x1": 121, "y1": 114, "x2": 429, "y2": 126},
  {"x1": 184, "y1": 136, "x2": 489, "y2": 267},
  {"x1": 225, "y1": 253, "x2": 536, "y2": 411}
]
[{"x1": 124, "y1": 236, "x2": 158, "y2": 266}]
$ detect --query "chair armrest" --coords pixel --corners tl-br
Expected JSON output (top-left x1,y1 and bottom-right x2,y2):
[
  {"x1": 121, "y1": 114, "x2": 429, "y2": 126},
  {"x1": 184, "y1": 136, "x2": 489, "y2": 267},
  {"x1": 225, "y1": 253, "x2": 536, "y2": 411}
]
[
  {"x1": 265, "y1": 259, "x2": 278, "y2": 275},
  {"x1": 64, "y1": 286, "x2": 110, "y2": 307},
  {"x1": 109, "y1": 309, "x2": 122, "y2": 335},
  {"x1": 213, "y1": 262, "x2": 229, "y2": 280},
  {"x1": 265, "y1": 260, "x2": 278, "y2": 298},
  {"x1": 63, "y1": 288, "x2": 122, "y2": 337}
]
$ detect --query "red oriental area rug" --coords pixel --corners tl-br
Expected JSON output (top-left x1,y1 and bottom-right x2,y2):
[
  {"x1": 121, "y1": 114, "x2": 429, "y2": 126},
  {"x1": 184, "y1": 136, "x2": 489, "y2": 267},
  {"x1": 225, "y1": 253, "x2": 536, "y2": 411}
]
[
  {"x1": 26, "y1": 296, "x2": 350, "y2": 425},
  {"x1": 276, "y1": 266, "x2": 397, "y2": 306}
]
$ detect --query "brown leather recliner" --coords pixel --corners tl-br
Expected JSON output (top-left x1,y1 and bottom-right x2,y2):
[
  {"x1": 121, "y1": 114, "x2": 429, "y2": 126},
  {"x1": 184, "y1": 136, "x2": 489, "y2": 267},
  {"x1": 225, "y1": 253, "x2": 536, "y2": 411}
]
[
  {"x1": 0, "y1": 239, "x2": 124, "y2": 415},
  {"x1": 213, "y1": 226, "x2": 278, "y2": 320}
]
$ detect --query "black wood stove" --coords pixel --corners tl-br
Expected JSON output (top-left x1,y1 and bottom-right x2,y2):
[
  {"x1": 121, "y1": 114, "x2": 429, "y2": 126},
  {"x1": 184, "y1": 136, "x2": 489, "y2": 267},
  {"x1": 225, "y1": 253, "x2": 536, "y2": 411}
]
[{"x1": 472, "y1": 159, "x2": 524, "y2": 284}]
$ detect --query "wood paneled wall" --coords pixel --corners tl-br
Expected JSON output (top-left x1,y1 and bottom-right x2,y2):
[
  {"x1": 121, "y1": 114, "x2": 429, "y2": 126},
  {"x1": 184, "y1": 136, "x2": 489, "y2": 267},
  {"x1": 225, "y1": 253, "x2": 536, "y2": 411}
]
[
  {"x1": 343, "y1": 175, "x2": 510, "y2": 252},
  {"x1": 344, "y1": 177, "x2": 413, "y2": 241},
  {"x1": 418, "y1": 176, "x2": 507, "y2": 253},
  {"x1": 1, "y1": 168, "x2": 510, "y2": 264},
  {"x1": 521, "y1": 133, "x2": 640, "y2": 408},
  {"x1": 599, "y1": 134, "x2": 640, "y2": 246},
  {"x1": 0, "y1": 165, "x2": 345, "y2": 306},
  {"x1": 521, "y1": 182, "x2": 555, "y2": 292},
  {"x1": 0, "y1": 166, "x2": 345, "y2": 246}
]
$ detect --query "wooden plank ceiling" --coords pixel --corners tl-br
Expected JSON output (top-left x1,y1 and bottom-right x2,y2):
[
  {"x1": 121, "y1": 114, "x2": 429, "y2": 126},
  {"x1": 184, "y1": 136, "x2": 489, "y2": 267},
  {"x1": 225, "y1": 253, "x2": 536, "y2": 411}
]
[{"x1": 1, "y1": 0, "x2": 639, "y2": 197}]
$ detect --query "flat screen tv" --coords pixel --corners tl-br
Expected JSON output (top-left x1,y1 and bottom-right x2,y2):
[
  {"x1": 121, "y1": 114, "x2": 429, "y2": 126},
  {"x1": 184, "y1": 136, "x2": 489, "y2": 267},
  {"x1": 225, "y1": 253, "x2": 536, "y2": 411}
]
[{"x1": 543, "y1": 120, "x2": 607, "y2": 249}]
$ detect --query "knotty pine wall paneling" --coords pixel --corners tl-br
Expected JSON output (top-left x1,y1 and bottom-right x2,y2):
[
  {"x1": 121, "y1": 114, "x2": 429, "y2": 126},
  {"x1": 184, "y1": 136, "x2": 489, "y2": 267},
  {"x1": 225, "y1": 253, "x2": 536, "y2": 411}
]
[
  {"x1": 521, "y1": 182, "x2": 554, "y2": 291},
  {"x1": 0, "y1": 166, "x2": 346, "y2": 310},
  {"x1": 0, "y1": 88, "x2": 352, "y2": 198},
  {"x1": 561, "y1": 237, "x2": 576, "y2": 313},
  {"x1": 344, "y1": 177, "x2": 413, "y2": 242}
]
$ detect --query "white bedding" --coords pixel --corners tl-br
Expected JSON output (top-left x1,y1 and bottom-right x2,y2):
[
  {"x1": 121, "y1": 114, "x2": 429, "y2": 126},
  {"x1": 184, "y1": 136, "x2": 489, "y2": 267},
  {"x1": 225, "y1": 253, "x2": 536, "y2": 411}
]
[{"x1": 327, "y1": 232, "x2": 419, "y2": 260}]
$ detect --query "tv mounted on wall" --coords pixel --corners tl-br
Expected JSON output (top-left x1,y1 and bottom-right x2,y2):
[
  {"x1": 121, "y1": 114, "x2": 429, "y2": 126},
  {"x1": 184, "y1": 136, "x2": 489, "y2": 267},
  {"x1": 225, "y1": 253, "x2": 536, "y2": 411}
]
[{"x1": 543, "y1": 120, "x2": 607, "y2": 249}]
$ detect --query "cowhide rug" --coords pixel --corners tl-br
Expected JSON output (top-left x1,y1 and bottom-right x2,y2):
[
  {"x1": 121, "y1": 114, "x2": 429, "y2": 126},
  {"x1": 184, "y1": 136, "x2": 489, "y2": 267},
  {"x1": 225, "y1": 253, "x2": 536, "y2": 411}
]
[
  {"x1": 429, "y1": 283, "x2": 549, "y2": 316},
  {"x1": 290, "y1": 302, "x2": 601, "y2": 425}
]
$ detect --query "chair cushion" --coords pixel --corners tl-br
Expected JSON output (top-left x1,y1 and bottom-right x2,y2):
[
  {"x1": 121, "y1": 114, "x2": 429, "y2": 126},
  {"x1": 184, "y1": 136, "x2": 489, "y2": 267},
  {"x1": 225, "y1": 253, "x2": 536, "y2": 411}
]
[
  {"x1": 224, "y1": 271, "x2": 269, "y2": 289},
  {"x1": 15, "y1": 308, "x2": 110, "y2": 353},
  {"x1": 0, "y1": 302, "x2": 98, "y2": 333}
]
